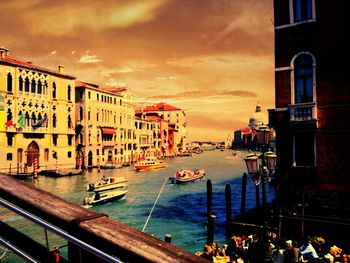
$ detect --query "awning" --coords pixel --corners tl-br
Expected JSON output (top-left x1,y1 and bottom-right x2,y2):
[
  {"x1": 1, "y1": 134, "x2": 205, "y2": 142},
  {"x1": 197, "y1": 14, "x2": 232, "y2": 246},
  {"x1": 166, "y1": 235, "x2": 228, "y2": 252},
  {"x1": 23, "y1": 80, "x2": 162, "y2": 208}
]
[{"x1": 101, "y1": 127, "x2": 116, "y2": 135}]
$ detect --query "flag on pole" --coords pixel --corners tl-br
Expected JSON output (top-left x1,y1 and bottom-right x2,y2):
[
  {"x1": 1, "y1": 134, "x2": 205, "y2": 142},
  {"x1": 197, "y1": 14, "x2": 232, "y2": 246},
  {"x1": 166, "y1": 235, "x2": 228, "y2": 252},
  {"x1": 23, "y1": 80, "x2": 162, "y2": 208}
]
[
  {"x1": 32, "y1": 115, "x2": 48, "y2": 130},
  {"x1": 17, "y1": 114, "x2": 25, "y2": 128}
]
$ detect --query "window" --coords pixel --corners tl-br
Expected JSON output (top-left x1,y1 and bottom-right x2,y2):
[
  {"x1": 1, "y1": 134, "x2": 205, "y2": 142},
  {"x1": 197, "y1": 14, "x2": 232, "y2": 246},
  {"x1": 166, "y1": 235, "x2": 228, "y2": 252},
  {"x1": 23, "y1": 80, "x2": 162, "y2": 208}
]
[
  {"x1": 88, "y1": 111, "x2": 91, "y2": 121},
  {"x1": 19, "y1": 76, "x2": 23, "y2": 92},
  {"x1": 68, "y1": 151, "x2": 72, "y2": 158},
  {"x1": 68, "y1": 135, "x2": 73, "y2": 146},
  {"x1": 25, "y1": 77, "x2": 30, "y2": 92},
  {"x1": 294, "y1": 54, "x2": 314, "y2": 103},
  {"x1": 7, "y1": 134, "x2": 13, "y2": 146},
  {"x1": 88, "y1": 91, "x2": 91, "y2": 99},
  {"x1": 31, "y1": 79, "x2": 36, "y2": 93},
  {"x1": 293, "y1": 0, "x2": 312, "y2": 22},
  {"x1": 37, "y1": 80, "x2": 42, "y2": 94},
  {"x1": 294, "y1": 131, "x2": 315, "y2": 166},
  {"x1": 96, "y1": 112, "x2": 99, "y2": 122},
  {"x1": 7, "y1": 73, "x2": 13, "y2": 93},
  {"x1": 79, "y1": 107, "x2": 84, "y2": 121},
  {"x1": 67, "y1": 115, "x2": 72, "y2": 129},
  {"x1": 97, "y1": 149, "x2": 100, "y2": 155},
  {"x1": 67, "y1": 85, "x2": 71, "y2": 101},
  {"x1": 52, "y1": 113, "x2": 57, "y2": 128},
  {"x1": 7, "y1": 153, "x2": 13, "y2": 161},
  {"x1": 52, "y1": 82, "x2": 57, "y2": 99},
  {"x1": 97, "y1": 94, "x2": 99, "y2": 101},
  {"x1": 53, "y1": 134, "x2": 58, "y2": 146}
]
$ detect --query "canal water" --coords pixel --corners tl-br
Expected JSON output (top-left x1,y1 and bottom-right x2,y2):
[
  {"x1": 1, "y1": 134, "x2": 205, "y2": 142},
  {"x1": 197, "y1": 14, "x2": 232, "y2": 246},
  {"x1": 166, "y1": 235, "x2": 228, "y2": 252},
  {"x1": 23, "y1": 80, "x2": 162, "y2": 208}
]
[{"x1": 0, "y1": 149, "x2": 275, "y2": 262}]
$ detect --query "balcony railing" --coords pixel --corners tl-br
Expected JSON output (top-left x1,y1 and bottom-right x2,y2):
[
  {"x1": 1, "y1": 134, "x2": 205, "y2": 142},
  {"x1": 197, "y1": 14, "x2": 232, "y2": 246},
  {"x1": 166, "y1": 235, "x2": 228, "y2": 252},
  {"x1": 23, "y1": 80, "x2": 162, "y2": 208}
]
[{"x1": 289, "y1": 102, "x2": 317, "y2": 122}]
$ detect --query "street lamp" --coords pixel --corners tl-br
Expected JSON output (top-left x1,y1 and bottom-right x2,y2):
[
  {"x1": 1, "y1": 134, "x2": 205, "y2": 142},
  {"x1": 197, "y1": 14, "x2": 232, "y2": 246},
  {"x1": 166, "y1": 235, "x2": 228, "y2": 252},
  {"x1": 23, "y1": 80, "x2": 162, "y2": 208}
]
[{"x1": 243, "y1": 125, "x2": 277, "y2": 263}]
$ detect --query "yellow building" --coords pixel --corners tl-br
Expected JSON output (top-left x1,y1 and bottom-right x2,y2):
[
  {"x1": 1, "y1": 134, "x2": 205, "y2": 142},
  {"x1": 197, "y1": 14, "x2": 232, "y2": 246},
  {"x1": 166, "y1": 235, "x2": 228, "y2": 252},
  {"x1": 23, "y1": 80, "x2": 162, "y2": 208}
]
[
  {"x1": 75, "y1": 83, "x2": 136, "y2": 166},
  {"x1": 0, "y1": 48, "x2": 76, "y2": 174}
]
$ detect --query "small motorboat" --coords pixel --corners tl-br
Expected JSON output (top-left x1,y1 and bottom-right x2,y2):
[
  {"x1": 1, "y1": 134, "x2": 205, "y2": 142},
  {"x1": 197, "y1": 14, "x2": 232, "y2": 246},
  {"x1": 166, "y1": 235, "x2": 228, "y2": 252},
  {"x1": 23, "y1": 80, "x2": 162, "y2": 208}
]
[
  {"x1": 100, "y1": 163, "x2": 122, "y2": 169},
  {"x1": 169, "y1": 169, "x2": 206, "y2": 184},
  {"x1": 83, "y1": 189, "x2": 127, "y2": 206},
  {"x1": 86, "y1": 176, "x2": 128, "y2": 192},
  {"x1": 134, "y1": 157, "x2": 166, "y2": 171}
]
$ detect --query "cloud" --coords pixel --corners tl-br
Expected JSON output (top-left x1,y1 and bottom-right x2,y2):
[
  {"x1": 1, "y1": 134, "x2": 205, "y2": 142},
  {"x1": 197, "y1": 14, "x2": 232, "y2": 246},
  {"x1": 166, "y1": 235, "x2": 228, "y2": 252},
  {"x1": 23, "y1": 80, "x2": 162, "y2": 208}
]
[
  {"x1": 145, "y1": 89, "x2": 257, "y2": 100},
  {"x1": 18, "y1": 0, "x2": 167, "y2": 36},
  {"x1": 155, "y1": 76, "x2": 177, "y2": 80},
  {"x1": 71, "y1": 51, "x2": 76, "y2": 55},
  {"x1": 78, "y1": 54, "x2": 102, "y2": 64},
  {"x1": 115, "y1": 66, "x2": 134, "y2": 74},
  {"x1": 50, "y1": 50, "x2": 57, "y2": 55},
  {"x1": 105, "y1": 79, "x2": 127, "y2": 87}
]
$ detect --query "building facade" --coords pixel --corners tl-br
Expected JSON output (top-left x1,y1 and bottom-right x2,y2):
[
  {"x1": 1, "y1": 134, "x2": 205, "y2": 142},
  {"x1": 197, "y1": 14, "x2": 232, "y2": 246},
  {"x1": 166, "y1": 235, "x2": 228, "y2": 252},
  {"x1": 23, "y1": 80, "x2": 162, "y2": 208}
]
[
  {"x1": 270, "y1": 0, "x2": 350, "y2": 210},
  {"x1": 141, "y1": 102, "x2": 187, "y2": 153},
  {"x1": 0, "y1": 48, "x2": 76, "y2": 174}
]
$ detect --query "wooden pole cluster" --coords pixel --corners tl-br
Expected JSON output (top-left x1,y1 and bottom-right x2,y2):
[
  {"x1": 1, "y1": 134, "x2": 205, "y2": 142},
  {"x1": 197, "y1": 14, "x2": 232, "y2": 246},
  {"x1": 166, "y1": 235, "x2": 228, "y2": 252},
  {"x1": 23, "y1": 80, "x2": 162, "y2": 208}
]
[{"x1": 206, "y1": 180, "x2": 215, "y2": 245}]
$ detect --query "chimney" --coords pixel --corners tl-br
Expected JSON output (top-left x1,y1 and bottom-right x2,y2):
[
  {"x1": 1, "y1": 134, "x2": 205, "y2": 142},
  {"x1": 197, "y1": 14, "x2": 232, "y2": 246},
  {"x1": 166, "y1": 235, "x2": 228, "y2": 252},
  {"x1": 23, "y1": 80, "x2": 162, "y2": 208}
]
[
  {"x1": 0, "y1": 47, "x2": 9, "y2": 59},
  {"x1": 58, "y1": 65, "x2": 65, "y2": 74}
]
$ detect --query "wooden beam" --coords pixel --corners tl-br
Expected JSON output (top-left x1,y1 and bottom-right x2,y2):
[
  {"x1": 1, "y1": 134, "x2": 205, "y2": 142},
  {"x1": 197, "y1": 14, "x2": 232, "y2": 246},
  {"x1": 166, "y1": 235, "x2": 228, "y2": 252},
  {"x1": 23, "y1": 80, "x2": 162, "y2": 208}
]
[{"x1": 0, "y1": 174, "x2": 207, "y2": 263}]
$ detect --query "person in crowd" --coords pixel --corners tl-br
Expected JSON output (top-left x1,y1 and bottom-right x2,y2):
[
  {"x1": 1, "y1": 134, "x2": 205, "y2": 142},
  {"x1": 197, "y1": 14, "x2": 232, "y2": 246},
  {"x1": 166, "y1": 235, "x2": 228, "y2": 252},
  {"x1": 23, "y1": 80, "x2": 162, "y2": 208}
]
[
  {"x1": 201, "y1": 245, "x2": 214, "y2": 261},
  {"x1": 288, "y1": 241, "x2": 301, "y2": 263},
  {"x1": 300, "y1": 239, "x2": 319, "y2": 262},
  {"x1": 247, "y1": 235, "x2": 264, "y2": 263}
]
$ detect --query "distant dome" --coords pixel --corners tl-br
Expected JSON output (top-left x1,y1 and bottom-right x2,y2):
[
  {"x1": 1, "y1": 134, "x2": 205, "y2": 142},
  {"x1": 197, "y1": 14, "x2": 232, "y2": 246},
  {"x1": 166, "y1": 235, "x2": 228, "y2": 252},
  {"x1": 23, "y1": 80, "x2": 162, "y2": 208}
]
[{"x1": 248, "y1": 104, "x2": 267, "y2": 129}]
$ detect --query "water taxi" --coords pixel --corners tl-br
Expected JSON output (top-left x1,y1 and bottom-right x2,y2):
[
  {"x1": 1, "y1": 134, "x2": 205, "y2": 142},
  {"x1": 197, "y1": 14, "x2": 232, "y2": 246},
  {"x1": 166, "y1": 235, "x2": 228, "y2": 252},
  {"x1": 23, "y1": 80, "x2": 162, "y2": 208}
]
[
  {"x1": 83, "y1": 189, "x2": 127, "y2": 206},
  {"x1": 134, "y1": 157, "x2": 166, "y2": 171},
  {"x1": 169, "y1": 169, "x2": 206, "y2": 184},
  {"x1": 86, "y1": 176, "x2": 127, "y2": 192}
]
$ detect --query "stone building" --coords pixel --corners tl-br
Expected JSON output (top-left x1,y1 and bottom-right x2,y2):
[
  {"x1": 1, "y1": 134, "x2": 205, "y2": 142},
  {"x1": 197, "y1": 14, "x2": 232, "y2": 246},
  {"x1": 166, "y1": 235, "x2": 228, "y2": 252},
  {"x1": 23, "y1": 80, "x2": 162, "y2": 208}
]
[{"x1": 0, "y1": 47, "x2": 76, "y2": 173}]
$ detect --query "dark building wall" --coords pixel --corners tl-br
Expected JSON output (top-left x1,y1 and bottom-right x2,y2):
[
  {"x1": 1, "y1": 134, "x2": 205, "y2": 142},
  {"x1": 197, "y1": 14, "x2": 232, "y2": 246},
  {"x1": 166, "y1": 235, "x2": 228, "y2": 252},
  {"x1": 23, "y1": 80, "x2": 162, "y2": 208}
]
[{"x1": 273, "y1": 0, "x2": 350, "y2": 197}]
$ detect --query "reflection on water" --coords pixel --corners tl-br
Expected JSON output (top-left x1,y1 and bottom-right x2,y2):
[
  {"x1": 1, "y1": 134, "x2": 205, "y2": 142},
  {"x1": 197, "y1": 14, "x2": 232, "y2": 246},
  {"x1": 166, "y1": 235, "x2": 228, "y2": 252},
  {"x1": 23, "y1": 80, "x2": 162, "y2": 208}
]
[{"x1": 1, "y1": 150, "x2": 275, "y2": 261}]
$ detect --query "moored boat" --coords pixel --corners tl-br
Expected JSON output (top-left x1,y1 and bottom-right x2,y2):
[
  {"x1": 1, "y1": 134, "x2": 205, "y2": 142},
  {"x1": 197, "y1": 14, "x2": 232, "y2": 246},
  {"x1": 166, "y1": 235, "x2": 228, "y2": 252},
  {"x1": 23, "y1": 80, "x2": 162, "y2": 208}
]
[
  {"x1": 169, "y1": 169, "x2": 206, "y2": 184},
  {"x1": 100, "y1": 163, "x2": 122, "y2": 169},
  {"x1": 83, "y1": 189, "x2": 127, "y2": 206},
  {"x1": 134, "y1": 157, "x2": 166, "y2": 171},
  {"x1": 86, "y1": 176, "x2": 127, "y2": 192}
]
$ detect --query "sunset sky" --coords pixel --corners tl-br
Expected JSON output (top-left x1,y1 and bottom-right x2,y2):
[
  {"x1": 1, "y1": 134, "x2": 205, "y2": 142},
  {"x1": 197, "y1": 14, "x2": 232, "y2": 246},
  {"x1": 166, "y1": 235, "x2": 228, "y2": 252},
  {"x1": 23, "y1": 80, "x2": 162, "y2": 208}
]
[{"x1": 1, "y1": 0, "x2": 274, "y2": 141}]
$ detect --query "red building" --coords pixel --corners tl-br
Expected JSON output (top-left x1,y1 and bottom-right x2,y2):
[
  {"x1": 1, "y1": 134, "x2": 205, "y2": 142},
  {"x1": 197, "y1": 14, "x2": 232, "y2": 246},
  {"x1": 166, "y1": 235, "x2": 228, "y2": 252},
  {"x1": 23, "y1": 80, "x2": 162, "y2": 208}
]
[{"x1": 270, "y1": 0, "x2": 350, "y2": 214}]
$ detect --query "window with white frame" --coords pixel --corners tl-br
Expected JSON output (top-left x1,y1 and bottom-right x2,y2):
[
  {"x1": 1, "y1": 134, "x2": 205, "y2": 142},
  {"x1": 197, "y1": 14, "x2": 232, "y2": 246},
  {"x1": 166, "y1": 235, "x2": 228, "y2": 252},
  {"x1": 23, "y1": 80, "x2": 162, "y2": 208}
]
[
  {"x1": 293, "y1": 0, "x2": 313, "y2": 22},
  {"x1": 294, "y1": 54, "x2": 314, "y2": 104}
]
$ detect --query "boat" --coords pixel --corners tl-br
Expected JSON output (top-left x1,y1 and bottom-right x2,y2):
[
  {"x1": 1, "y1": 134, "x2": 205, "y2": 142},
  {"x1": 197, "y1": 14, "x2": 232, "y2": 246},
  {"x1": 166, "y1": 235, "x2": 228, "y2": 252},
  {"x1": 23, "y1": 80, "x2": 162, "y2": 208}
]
[
  {"x1": 169, "y1": 169, "x2": 206, "y2": 184},
  {"x1": 134, "y1": 157, "x2": 166, "y2": 171},
  {"x1": 86, "y1": 176, "x2": 128, "y2": 192},
  {"x1": 83, "y1": 189, "x2": 127, "y2": 206},
  {"x1": 100, "y1": 163, "x2": 122, "y2": 169}
]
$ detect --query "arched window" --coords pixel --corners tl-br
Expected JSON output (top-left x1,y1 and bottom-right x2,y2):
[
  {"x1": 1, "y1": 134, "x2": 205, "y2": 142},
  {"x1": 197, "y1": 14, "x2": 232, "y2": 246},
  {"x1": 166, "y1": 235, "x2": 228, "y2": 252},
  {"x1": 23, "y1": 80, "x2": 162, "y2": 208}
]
[
  {"x1": 31, "y1": 79, "x2": 36, "y2": 93},
  {"x1": 37, "y1": 80, "x2": 42, "y2": 94},
  {"x1": 294, "y1": 54, "x2": 314, "y2": 104},
  {"x1": 67, "y1": 85, "x2": 71, "y2": 101},
  {"x1": 44, "y1": 113, "x2": 48, "y2": 127},
  {"x1": 31, "y1": 112, "x2": 36, "y2": 126},
  {"x1": 52, "y1": 113, "x2": 57, "y2": 128},
  {"x1": 25, "y1": 112, "x2": 30, "y2": 126},
  {"x1": 25, "y1": 77, "x2": 30, "y2": 92},
  {"x1": 44, "y1": 81, "x2": 48, "y2": 95},
  {"x1": 52, "y1": 82, "x2": 57, "y2": 99},
  {"x1": 18, "y1": 76, "x2": 23, "y2": 92},
  {"x1": 67, "y1": 115, "x2": 71, "y2": 129},
  {"x1": 7, "y1": 73, "x2": 13, "y2": 92}
]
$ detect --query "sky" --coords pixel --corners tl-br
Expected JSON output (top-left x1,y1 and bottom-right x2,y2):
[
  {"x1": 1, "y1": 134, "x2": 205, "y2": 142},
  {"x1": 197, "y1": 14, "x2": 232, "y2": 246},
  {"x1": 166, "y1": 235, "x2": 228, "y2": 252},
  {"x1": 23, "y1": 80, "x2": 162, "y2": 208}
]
[{"x1": 0, "y1": 0, "x2": 274, "y2": 142}]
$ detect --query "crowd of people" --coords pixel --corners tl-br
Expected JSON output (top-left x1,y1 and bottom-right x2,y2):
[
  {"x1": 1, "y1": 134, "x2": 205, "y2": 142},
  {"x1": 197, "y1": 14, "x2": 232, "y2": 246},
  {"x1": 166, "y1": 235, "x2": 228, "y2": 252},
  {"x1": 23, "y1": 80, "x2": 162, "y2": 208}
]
[{"x1": 197, "y1": 234, "x2": 349, "y2": 263}]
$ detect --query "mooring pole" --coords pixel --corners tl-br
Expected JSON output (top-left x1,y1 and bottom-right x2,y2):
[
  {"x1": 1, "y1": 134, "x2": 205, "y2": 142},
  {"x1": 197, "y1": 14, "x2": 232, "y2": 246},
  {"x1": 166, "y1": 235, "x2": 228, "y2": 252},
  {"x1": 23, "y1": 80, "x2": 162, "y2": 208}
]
[
  {"x1": 225, "y1": 184, "x2": 232, "y2": 239},
  {"x1": 255, "y1": 184, "x2": 260, "y2": 207},
  {"x1": 206, "y1": 179, "x2": 212, "y2": 221},
  {"x1": 241, "y1": 173, "x2": 247, "y2": 214},
  {"x1": 164, "y1": 234, "x2": 172, "y2": 244},
  {"x1": 207, "y1": 214, "x2": 216, "y2": 245}
]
